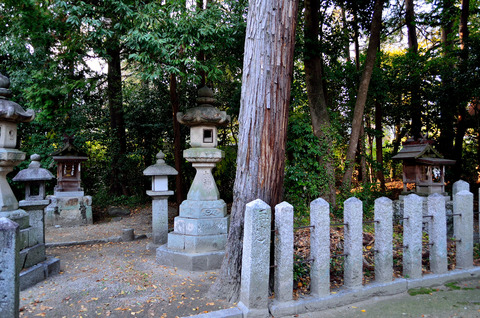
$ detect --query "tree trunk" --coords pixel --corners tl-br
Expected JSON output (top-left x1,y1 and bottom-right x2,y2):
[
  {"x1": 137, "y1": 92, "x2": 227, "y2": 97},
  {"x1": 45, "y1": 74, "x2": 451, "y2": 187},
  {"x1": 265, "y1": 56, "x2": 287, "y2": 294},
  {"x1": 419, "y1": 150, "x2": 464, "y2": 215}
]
[
  {"x1": 342, "y1": 0, "x2": 384, "y2": 189},
  {"x1": 375, "y1": 100, "x2": 385, "y2": 191},
  {"x1": 209, "y1": 0, "x2": 299, "y2": 302},
  {"x1": 304, "y1": 0, "x2": 336, "y2": 205},
  {"x1": 170, "y1": 73, "x2": 184, "y2": 205},
  {"x1": 107, "y1": 40, "x2": 127, "y2": 196},
  {"x1": 406, "y1": 0, "x2": 422, "y2": 139}
]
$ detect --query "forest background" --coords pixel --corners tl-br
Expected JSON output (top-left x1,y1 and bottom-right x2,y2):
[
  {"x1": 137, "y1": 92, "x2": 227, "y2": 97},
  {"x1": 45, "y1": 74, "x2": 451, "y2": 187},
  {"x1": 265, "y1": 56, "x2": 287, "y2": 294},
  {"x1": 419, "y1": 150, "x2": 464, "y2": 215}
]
[{"x1": 1, "y1": 0, "x2": 480, "y2": 220}]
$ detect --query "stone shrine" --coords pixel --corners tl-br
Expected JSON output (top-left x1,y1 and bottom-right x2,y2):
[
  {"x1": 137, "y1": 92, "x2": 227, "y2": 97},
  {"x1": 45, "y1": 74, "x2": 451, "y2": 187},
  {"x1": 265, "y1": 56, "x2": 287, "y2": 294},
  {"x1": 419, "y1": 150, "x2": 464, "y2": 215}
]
[
  {"x1": 156, "y1": 86, "x2": 230, "y2": 271},
  {"x1": 45, "y1": 135, "x2": 92, "y2": 226}
]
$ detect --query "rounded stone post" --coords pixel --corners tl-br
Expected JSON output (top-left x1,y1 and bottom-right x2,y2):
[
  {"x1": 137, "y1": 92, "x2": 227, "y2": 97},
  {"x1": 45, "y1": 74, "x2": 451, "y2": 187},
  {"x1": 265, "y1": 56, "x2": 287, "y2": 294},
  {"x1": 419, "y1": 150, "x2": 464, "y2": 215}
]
[
  {"x1": 238, "y1": 199, "x2": 271, "y2": 317},
  {"x1": 428, "y1": 193, "x2": 448, "y2": 274},
  {"x1": 0, "y1": 217, "x2": 19, "y2": 318},
  {"x1": 274, "y1": 201, "x2": 294, "y2": 302},
  {"x1": 374, "y1": 197, "x2": 393, "y2": 283},
  {"x1": 403, "y1": 194, "x2": 423, "y2": 279},
  {"x1": 310, "y1": 198, "x2": 330, "y2": 297},
  {"x1": 344, "y1": 197, "x2": 363, "y2": 290},
  {"x1": 453, "y1": 190, "x2": 474, "y2": 269}
]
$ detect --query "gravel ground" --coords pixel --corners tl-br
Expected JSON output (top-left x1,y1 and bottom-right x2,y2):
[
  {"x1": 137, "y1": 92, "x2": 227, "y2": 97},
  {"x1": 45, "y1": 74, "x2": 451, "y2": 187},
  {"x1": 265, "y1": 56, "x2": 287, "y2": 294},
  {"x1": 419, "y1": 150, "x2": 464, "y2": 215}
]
[{"x1": 20, "y1": 205, "x2": 234, "y2": 318}]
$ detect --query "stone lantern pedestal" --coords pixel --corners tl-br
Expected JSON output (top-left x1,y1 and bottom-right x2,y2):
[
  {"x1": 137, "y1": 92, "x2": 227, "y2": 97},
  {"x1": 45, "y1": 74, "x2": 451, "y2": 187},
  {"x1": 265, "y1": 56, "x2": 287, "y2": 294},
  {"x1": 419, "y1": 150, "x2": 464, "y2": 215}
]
[{"x1": 156, "y1": 86, "x2": 230, "y2": 271}]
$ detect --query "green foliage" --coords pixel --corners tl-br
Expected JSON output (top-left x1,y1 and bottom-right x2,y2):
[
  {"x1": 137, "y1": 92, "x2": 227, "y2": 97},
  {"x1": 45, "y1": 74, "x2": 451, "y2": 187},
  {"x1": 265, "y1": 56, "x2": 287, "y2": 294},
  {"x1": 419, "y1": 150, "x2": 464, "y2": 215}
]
[
  {"x1": 335, "y1": 183, "x2": 391, "y2": 219},
  {"x1": 408, "y1": 287, "x2": 438, "y2": 296}
]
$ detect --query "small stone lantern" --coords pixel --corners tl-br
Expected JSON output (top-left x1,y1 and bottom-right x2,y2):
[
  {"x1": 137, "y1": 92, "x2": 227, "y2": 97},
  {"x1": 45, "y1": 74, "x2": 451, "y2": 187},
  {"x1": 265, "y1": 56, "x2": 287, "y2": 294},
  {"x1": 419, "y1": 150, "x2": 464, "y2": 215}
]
[
  {"x1": 13, "y1": 154, "x2": 55, "y2": 201},
  {"x1": 143, "y1": 151, "x2": 178, "y2": 246}
]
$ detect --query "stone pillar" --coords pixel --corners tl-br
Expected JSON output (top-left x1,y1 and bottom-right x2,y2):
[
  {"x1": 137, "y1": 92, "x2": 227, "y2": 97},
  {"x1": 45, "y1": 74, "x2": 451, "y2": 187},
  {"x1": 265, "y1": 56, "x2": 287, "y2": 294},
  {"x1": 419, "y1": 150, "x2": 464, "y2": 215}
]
[
  {"x1": 238, "y1": 199, "x2": 271, "y2": 318},
  {"x1": 374, "y1": 197, "x2": 393, "y2": 283},
  {"x1": 454, "y1": 190, "x2": 473, "y2": 269},
  {"x1": 428, "y1": 193, "x2": 448, "y2": 274},
  {"x1": 0, "y1": 217, "x2": 19, "y2": 318},
  {"x1": 310, "y1": 198, "x2": 330, "y2": 297},
  {"x1": 403, "y1": 194, "x2": 423, "y2": 279},
  {"x1": 344, "y1": 197, "x2": 363, "y2": 290},
  {"x1": 452, "y1": 180, "x2": 469, "y2": 196},
  {"x1": 151, "y1": 195, "x2": 169, "y2": 245},
  {"x1": 274, "y1": 202, "x2": 293, "y2": 302}
]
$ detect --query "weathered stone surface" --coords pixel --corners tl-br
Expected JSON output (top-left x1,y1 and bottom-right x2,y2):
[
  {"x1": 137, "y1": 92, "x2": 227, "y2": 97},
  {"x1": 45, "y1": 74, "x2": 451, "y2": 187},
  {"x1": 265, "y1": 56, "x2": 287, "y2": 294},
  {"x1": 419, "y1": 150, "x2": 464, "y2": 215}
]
[
  {"x1": 344, "y1": 197, "x2": 363, "y2": 290},
  {"x1": 274, "y1": 201, "x2": 294, "y2": 302},
  {"x1": 178, "y1": 199, "x2": 227, "y2": 218},
  {"x1": 428, "y1": 193, "x2": 448, "y2": 274},
  {"x1": 452, "y1": 180, "x2": 469, "y2": 196},
  {"x1": 310, "y1": 198, "x2": 330, "y2": 297},
  {"x1": 239, "y1": 199, "x2": 271, "y2": 311},
  {"x1": 403, "y1": 194, "x2": 423, "y2": 279},
  {"x1": 0, "y1": 217, "x2": 19, "y2": 318},
  {"x1": 454, "y1": 190, "x2": 473, "y2": 269},
  {"x1": 374, "y1": 197, "x2": 393, "y2": 283},
  {"x1": 173, "y1": 215, "x2": 229, "y2": 235},
  {"x1": 168, "y1": 233, "x2": 227, "y2": 253},
  {"x1": 151, "y1": 196, "x2": 169, "y2": 245},
  {"x1": 156, "y1": 245, "x2": 224, "y2": 271}
]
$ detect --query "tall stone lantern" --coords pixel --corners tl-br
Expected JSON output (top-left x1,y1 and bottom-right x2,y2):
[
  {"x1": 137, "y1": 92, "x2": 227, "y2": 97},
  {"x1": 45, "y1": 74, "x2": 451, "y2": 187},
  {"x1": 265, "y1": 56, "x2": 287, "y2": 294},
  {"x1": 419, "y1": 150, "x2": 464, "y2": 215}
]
[
  {"x1": 0, "y1": 73, "x2": 35, "y2": 217},
  {"x1": 156, "y1": 86, "x2": 230, "y2": 271}
]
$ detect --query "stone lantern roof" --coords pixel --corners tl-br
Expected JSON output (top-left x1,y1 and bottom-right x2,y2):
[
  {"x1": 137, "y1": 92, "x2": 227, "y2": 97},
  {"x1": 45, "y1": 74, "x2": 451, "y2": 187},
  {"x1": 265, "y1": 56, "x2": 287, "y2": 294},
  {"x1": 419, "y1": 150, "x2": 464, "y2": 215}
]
[
  {"x1": 0, "y1": 73, "x2": 35, "y2": 123},
  {"x1": 13, "y1": 154, "x2": 55, "y2": 182},
  {"x1": 143, "y1": 151, "x2": 178, "y2": 176},
  {"x1": 176, "y1": 86, "x2": 230, "y2": 127}
]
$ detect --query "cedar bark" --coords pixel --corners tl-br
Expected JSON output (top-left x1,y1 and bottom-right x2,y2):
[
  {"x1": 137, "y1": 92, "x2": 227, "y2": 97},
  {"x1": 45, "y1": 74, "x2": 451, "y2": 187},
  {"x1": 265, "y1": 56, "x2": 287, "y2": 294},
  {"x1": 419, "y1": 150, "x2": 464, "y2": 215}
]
[
  {"x1": 304, "y1": 0, "x2": 336, "y2": 205},
  {"x1": 170, "y1": 73, "x2": 184, "y2": 205},
  {"x1": 209, "y1": 0, "x2": 299, "y2": 302},
  {"x1": 342, "y1": 0, "x2": 384, "y2": 189}
]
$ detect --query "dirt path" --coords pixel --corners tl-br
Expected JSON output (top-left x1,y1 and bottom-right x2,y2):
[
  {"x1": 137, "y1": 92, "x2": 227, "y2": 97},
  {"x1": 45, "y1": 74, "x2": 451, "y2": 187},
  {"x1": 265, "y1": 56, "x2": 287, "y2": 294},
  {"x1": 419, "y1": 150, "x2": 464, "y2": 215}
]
[{"x1": 20, "y1": 205, "x2": 234, "y2": 318}]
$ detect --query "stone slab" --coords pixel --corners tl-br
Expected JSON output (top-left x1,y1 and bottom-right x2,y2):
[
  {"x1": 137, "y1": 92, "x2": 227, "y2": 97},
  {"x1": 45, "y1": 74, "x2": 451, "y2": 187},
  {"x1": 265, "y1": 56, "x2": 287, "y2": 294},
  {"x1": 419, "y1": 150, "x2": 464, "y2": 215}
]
[
  {"x1": 19, "y1": 257, "x2": 60, "y2": 291},
  {"x1": 156, "y1": 244, "x2": 224, "y2": 271},
  {"x1": 179, "y1": 199, "x2": 227, "y2": 218},
  {"x1": 167, "y1": 232, "x2": 227, "y2": 253},
  {"x1": 174, "y1": 215, "x2": 229, "y2": 235},
  {"x1": 19, "y1": 243, "x2": 46, "y2": 270}
]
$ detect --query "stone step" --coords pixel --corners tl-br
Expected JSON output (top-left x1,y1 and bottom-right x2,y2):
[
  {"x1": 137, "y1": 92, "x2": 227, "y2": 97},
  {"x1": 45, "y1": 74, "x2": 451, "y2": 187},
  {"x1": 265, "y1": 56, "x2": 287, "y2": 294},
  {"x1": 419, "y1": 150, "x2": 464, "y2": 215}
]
[
  {"x1": 167, "y1": 232, "x2": 227, "y2": 253},
  {"x1": 20, "y1": 257, "x2": 61, "y2": 291},
  {"x1": 19, "y1": 227, "x2": 40, "y2": 250},
  {"x1": 18, "y1": 243, "x2": 46, "y2": 271}
]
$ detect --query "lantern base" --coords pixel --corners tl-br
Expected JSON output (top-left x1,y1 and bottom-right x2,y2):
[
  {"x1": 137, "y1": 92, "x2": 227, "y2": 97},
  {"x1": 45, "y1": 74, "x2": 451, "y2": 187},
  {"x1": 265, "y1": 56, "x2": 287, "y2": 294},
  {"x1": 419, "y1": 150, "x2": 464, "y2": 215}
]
[{"x1": 156, "y1": 244, "x2": 224, "y2": 271}]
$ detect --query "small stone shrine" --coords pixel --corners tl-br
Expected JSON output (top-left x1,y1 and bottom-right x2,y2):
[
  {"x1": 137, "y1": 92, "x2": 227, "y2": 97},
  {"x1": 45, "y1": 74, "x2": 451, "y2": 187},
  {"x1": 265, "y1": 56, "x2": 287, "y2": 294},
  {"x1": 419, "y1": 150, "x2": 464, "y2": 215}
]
[
  {"x1": 13, "y1": 154, "x2": 60, "y2": 289},
  {"x1": 0, "y1": 73, "x2": 59, "y2": 290},
  {"x1": 45, "y1": 135, "x2": 92, "y2": 226},
  {"x1": 392, "y1": 138, "x2": 455, "y2": 196},
  {"x1": 156, "y1": 86, "x2": 230, "y2": 271}
]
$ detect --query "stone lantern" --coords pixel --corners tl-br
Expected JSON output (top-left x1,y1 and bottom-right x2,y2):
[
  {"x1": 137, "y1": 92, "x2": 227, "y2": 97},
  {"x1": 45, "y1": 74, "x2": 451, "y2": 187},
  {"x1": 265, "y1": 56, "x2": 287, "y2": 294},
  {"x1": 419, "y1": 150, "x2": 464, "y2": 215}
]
[
  {"x1": 0, "y1": 74, "x2": 59, "y2": 289},
  {"x1": 13, "y1": 154, "x2": 55, "y2": 201},
  {"x1": 156, "y1": 86, "x2": 231, "y2": 271},
  {"x1": 143, "y1": 151, "x2": 177, "y2": 247}
]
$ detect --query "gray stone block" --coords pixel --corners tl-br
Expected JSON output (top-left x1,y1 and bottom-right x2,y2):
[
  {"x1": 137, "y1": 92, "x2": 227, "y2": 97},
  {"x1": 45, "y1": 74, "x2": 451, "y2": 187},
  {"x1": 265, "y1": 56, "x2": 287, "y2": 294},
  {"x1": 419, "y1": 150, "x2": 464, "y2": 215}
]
[
  {"x1": 184, "y1": 233, "x2": 227, "y2": 252},
  {"x1": 0, "y1": 217, "x2": 19, "y2": 318},
  {"x1": 19, "y1": 243, "x2": 46, "y2": 270},
  {"x1": 374, "y1": 197, "x2": 393, "y2": 283},
  {"x1": 403, "y1": 194, "x2": 423, "y2": 279},
  {"x1": 156, "y1": 244, "x2": 224, "y2": 271},
  {"x1": 344, "y1": 197, "x2": 363, "y2": 290},
  {"x1": 0, "y1": 209, "x2": 29, "y2": 229},
  {"x1": 310, "y1": 198, "x2": 330, "y2": 297},
  {"x1": 179, "y1": 199, "x2": 227, "y2": 218},
  {"x1": 174, "y1": 215, "x2": 229, "y2": 235},
  {"x1": 19, "y1": 228, "x2": 30, "y2": 250},
  {"x1": 19, "y1": 263, "x2": 45, "y2": 291},
  {"x1": 274, "y1": 202, "x2": 294, "y2": 302},
  {"x1": 167, "y1": 232, "x2": 185, "y2": 250},
  {"x1": 181, "y1": 307, "x2": 243, "y2": 318}
]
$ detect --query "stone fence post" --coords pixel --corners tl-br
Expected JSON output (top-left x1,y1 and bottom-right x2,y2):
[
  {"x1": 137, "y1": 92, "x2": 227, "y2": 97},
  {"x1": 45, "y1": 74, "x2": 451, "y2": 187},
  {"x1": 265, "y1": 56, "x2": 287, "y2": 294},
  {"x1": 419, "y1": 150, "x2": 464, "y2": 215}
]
[
  {"x1": 238, "y1": 199, "x2": 271, "y2": 318},
  {"x1": 344, "y1": 197, "x2": 363, "y2": 290},
  {"x1": 310, "y1": 198, "x2": 330, "y2": 297},
  {"x1": 403, "y1": 194, "x2": 423, "y2": 279},
  {"x1": 374, "y1": 197, "x2": 393, "y2": 283},
  {"x1": 454, "y1": 190, "x2": 473, "y2": 269},
  {"x1": 274, "y1": 202, "x2": 294, "y2": 302},
  {"x1": 0, "y1": 217, "x2": 19, "y2": 318},
  {"x1": 428, "y1": 193, "x2": 448, "y2": 274}
]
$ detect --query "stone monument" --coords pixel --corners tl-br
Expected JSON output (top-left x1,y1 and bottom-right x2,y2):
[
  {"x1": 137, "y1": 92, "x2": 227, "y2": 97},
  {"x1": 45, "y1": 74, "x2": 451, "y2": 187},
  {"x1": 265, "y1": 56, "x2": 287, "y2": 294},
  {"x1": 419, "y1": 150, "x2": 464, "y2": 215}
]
[
  {"x1": 45, "y1": 135, "x2": 92, "y2": 226},
  {"x1": 13, "y1": 154, "x2": 60, "y2": 289},
  {"x1": 156, "y1": 86, "x2": 230, "y2": 271}
]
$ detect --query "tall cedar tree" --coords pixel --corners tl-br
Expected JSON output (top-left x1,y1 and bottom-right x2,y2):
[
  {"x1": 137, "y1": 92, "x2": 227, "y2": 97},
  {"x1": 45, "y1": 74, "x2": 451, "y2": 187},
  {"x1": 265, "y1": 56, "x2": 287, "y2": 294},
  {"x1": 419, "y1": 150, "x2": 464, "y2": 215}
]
[{"x1": 209, "y1": 0, "x2": 299, "y2": 302}]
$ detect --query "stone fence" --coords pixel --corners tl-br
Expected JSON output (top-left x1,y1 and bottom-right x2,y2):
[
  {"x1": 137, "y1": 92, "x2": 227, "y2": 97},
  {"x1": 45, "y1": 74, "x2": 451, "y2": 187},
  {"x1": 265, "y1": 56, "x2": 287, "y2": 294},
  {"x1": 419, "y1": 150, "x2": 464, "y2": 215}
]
[{"x1": 238, "y1": 182, "x2": 480, "y2": 317}]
